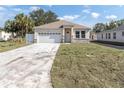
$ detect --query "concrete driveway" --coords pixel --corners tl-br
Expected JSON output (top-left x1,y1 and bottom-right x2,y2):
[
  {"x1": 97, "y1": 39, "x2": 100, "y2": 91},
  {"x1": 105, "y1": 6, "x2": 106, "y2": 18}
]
[{"x1": 0, "y1": 43, "x2": 60, "y2": 88}]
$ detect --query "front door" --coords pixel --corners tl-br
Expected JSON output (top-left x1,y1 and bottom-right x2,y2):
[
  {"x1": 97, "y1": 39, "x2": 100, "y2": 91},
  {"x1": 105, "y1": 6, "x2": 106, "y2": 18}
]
[{"x1": 65, "y1": 28, "x2": 71, "y2": 43}]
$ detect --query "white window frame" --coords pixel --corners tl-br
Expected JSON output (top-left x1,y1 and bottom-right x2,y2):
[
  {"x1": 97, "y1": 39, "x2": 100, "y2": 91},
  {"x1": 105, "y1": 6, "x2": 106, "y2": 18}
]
[
  {"x1": 75, "y1": 30, "x2": 86, "y2": 39},
  {"x1": 75, "y1": 31, "x2": 80, "y2": 38},
  {"x1": 81, "y1": 31, "x2": 85, "y2": 38}
]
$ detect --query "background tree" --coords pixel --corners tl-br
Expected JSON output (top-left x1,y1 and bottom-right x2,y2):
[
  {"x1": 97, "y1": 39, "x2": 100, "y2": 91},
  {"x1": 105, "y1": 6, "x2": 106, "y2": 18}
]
[
  {"x1": 0, "y1": 27, "x2": 4, "y2": 30},
  {"x1": 4, "y1": 13, "x2": 34, "y2": 38},
  {"x1": 108, "y1": 20, "x2": 118, "y2": 30},
  {"x1": 43, "y1": 10, "x2": 59, "y2": 24},
  {"x1": 24, "y1": 15, "x2": 34, "y2": 34},
  {"x1": 116, "y1": 19, "x2": 124, "y2": 26},
  {"x1": 4, "y1": 20, "x2": 17, "y2": 38},
  {"x1": 15, "y1": 13, "x2": 26, "y2": 37},
  {"x1": 93, "y1": 19, "x2": 124, "y2": 33},
  {"x1": 4, "y1": 8, "x2": 59, "y2": 38},
  {"x1": 104, "y1": 23, "x2": 110, "y2": 30},
  {"x1": 14, "y1": 13, "x2": 34, "y2": 37},
  {"x1": 29, "y1": 9, "x2": 45, "y2": 26},
  {"x1": 30, "y1": 9, "x2": 59, "y2": 26},
  {"x1": 93, "y1": 23, "x2": 106, "y2": 33}
]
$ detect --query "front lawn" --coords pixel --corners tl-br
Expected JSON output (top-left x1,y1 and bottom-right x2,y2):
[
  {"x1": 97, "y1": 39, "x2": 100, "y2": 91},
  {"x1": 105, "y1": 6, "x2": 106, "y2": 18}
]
[
  {"x1": 0, "y1": 39, "x2": 26, "y2": 52},
  {"x1": 51, "y1": 43, "x2": 124, "y2": 88}
]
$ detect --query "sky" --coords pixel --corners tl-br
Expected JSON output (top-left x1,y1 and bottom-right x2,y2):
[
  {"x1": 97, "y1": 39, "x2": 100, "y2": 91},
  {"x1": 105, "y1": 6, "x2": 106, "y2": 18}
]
[{"x1": 0, "y1": 5, "x2": 124, "y2": 27}]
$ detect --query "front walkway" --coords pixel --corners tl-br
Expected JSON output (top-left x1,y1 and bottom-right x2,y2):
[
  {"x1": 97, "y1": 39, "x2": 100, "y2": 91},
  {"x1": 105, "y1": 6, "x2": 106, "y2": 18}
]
[{"x1": 0, "y1": 43, "x2": 60, "y2": 88}]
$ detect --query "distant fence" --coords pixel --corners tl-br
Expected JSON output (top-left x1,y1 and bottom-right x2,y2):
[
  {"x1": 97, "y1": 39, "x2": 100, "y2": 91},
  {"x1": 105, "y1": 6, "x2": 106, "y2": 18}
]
[{"x1": 26, "y1": 34, "x2": 34, "y2": 44}]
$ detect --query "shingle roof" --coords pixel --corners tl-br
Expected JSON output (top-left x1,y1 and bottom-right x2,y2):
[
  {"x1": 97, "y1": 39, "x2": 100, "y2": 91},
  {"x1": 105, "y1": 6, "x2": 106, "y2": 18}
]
[{"x1": 34, "y1": 20, "x2": 90, "y2": 29}]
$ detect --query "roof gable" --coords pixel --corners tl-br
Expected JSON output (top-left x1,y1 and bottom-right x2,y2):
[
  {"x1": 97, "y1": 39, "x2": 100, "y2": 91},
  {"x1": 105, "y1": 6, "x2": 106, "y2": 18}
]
[{"x1": 34, "y1": 20, "x2": 90, "y2": 29}]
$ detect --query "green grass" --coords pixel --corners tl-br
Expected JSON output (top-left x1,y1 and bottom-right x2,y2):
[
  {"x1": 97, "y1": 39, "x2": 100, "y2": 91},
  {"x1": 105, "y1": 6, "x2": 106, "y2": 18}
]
[
  {"x1": 0, "y1": 39, "x2": 26, "y2": 52},
  {"x1": 51, "y1": 43, "x2": 124, "y2": 88}
]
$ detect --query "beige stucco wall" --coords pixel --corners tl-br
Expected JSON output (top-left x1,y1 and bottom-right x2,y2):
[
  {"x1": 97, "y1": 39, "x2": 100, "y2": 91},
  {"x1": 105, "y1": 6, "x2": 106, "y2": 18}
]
[
  {"x1": 34, "y1": 28, "x2": 90, "y2": 43},
  {"x1": 71, "y1": 29, "x2": 90, "y2": 43}
]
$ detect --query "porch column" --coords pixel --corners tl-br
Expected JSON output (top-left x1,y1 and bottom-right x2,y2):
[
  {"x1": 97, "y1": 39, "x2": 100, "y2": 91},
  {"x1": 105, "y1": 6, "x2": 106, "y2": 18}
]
[
  {"x1": 62, "y1": 28, "x2": 65, "y2": 43},
  {"x1": 80, "y1": 30, "x2": 81, "y2": 39},
  {"x1": 71, "y1": 27, "x2": 74, "y2": 42}
]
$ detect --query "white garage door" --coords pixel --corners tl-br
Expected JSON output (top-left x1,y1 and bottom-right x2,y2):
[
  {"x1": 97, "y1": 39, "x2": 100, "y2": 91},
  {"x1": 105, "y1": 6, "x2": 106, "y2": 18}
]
[{"x1": 37, "y1": 32, "x2": 61, "y2": 43}]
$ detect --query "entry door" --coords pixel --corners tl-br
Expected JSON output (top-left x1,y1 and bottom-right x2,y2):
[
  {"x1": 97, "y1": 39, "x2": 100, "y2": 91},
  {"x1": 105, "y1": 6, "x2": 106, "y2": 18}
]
[{"x1": 65, "y1": 28, "x2": 71, "y2": 43}]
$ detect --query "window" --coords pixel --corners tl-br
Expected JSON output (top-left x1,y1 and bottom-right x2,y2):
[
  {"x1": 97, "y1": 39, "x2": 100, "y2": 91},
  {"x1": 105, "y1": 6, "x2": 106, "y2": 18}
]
[
  {"x1": 101, "y1": 34, "x2": 103, "y2": 39},
  {"x1": 75, "y1": 31, "x2": 80, "y2": 38},
  {"x1": 122, "y1": 32, "x2": 124, "y2": 36},
  {"x1": 81, "y1": 31, "x2": 85, "y2": 38},
  {"x1": 106, "y1": 33, "x2": 107, "y2": 39},
  {"x1": 113, "y1": 32, "x2": 116, "y2": 39},
  {"x1": 108, "y1": 33, "x2": 111, "y2": 39}
]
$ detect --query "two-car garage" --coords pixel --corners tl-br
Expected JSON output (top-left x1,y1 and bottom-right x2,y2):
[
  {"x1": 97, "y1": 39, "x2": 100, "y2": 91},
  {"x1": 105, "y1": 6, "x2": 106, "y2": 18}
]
[{"x1": 36, "y1": 30, "x2": 62, "y2": 43}]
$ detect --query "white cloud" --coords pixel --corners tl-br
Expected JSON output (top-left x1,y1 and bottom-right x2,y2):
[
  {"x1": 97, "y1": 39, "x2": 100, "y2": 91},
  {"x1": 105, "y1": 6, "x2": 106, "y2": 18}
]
[
  {"x1": 103, "y1": 10, "x2": 107, "y2": 13},
  {"x1": 30, "y1": 6, "x2": 40, "y2": 11},
  {"x1": 119, "y1": 5, "x2": 123, "y2": 7},
  {"x1": 105, "y1": 15, "x2": 117, "y2": 20},
  {"x1": 48, "y1": 5, "x2": 53, "y2": 8},
  {"x1": 13, "y1": 8, "x2": 22, "y2": 12},
  {"x1": 58, "y1": 15, "x2": 80, "y2": 21},
  {"x1": 5, "y1": 5, "x2": 16, "y2": 8},
  {"x1": 0, "y1": 6, "x2": 6, "y2": 11},
  {"x1": 82, "y1": 9, "x2": 90, "y2": 14},
  {"x1": 83, "y1": 5, "x2": 90, "y2": 8},
  {"x1": 91, "y1": 12, "x2": 100, "y2": 19}
]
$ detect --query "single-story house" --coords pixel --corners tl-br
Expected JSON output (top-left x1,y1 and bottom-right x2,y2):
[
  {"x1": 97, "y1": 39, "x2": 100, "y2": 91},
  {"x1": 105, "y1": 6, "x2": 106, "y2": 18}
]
[
  {"x1": 0, "y1": 30, "x2": 12, "y2": 41},
  {"x1": 34, "y1": 20, "x2": 91, "y2": 43},
  {"x1": 94, "y1": 24, "x2": 124, "y2": 43}
]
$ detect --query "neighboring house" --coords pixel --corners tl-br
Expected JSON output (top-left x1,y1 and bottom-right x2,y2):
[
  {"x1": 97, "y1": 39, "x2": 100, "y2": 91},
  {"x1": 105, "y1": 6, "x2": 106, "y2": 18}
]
[
  {"x1": 90, "y1": 31, "x2": 97, "y2": 41},
  {"x1": 34, "y1": 20, "x2": 91, "y2": 43},
  {"x1": 0, "y1": 30, "x2": 12, "y2": 41},
  {"x1": 95, "y1": 24, "x2": 124, "y2": 43}
]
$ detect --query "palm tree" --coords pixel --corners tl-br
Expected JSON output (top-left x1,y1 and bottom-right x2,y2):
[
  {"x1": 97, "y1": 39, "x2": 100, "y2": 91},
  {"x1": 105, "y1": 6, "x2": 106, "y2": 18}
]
[
  {"x1": 15, "y1": 13, "x2": 26, "y2": 37},
  {"x1": 24, "y1": 15, "x2": 34, "y2": 34},
  {"x1": 15, "y1": 13, "x2": 34, "y2": 37}
]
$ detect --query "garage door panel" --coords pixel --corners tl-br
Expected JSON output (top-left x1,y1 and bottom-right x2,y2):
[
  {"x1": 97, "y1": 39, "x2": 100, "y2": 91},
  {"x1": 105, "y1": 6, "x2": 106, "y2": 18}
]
[{"x1": 37, "y1": 32, "x2": 61, "y2": 43}]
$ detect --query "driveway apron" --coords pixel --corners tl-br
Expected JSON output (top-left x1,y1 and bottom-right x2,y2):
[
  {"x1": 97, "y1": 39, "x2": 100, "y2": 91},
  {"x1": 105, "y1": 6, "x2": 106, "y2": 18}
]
[{"x1": 0, "y1": 43, "x2": 60, "y2": 88}]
